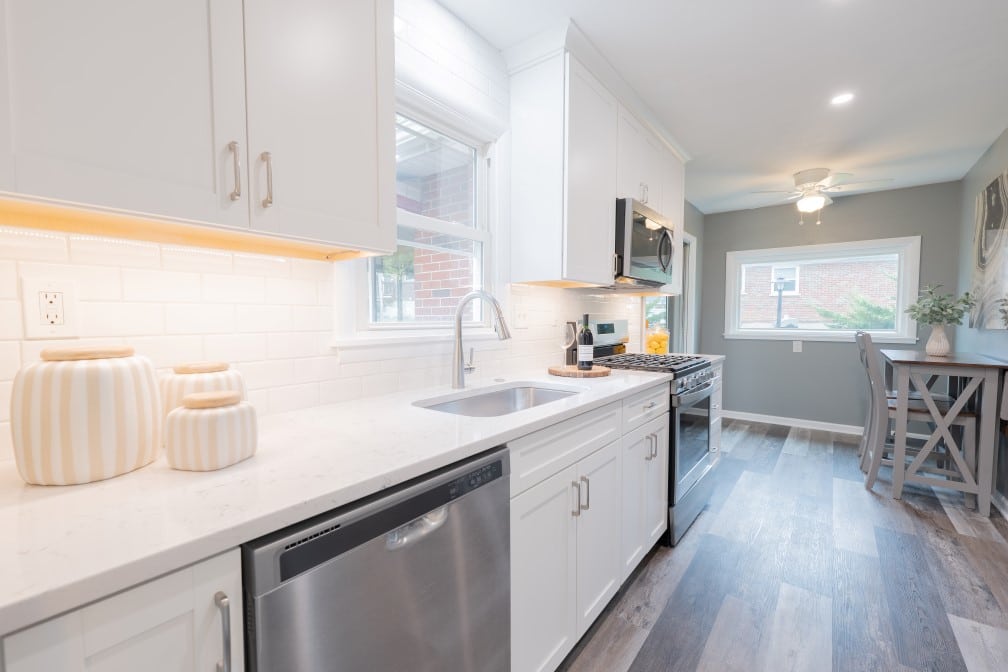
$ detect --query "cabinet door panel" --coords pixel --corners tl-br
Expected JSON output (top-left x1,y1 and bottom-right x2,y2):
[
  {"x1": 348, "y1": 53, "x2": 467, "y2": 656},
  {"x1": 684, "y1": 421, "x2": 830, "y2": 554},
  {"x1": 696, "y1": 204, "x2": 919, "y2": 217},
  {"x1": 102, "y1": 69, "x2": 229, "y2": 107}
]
[
  {"x1": 564, "y1": 56, "x2": 617, "y2": 285},
  {"x1": 620, "y1": 428, "x2": 648, "y2": 581},
  {"x1": 4, "y1": 0, "x2": 248, "y2": 228},
  {"x1": 575, "y1": 440, "x2": 622, "y2": 636},
  {"x1": 646, "y1": 418, "x2": 670, "y2": 546},
  {"x1": 244, "y1": 0, "x2": 394, "y2": 251},
  {"x1": 511, "y1": 465, "x2": 578, "y2": 672}
]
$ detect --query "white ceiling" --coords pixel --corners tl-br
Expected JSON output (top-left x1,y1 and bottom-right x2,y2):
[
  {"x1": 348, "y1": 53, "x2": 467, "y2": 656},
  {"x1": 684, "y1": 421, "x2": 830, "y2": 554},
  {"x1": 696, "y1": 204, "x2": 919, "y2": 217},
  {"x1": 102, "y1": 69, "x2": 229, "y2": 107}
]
[{"x1": 437, "y1": 0, "x2": 1008, "y2": 214}]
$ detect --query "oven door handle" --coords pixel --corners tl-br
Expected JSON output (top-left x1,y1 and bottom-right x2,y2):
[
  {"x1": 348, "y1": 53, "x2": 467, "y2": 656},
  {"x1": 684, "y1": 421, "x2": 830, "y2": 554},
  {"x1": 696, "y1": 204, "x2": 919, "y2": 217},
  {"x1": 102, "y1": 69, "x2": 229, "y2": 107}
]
[{"x1": 671, "y1": 380, "x2": 715, "y2": 407}]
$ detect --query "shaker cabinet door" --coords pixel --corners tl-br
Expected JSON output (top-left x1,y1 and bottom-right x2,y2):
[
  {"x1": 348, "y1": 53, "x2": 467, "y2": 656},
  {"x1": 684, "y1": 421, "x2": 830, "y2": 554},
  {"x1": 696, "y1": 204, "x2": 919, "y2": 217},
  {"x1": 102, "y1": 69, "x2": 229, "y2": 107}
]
[{"x1": 2, "y1": 0, "x2": 249, "y2": 228}]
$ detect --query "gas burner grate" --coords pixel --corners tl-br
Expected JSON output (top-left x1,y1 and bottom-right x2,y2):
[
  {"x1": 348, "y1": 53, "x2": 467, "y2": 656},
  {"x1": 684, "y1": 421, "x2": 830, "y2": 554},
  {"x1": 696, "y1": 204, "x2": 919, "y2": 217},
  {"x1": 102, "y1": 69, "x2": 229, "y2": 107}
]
[{"x1": 594, "y1": 353, "x2": 710, "y2": 377}]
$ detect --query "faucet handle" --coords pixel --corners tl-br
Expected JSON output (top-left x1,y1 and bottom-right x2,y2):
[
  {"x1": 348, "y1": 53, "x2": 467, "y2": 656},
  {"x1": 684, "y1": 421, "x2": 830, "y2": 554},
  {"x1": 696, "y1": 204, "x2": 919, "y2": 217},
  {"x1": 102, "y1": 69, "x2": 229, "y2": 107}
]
[{"x1": 464, "y1": 347, "x2": 475, "y2": 373}]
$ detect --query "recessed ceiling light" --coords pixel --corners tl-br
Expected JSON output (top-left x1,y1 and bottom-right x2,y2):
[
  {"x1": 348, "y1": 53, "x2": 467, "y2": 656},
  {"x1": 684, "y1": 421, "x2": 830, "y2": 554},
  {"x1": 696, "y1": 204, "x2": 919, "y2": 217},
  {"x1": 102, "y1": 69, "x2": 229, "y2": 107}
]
[{"x1": 831, "y1": 92, "x2": 855, "y2": 105}]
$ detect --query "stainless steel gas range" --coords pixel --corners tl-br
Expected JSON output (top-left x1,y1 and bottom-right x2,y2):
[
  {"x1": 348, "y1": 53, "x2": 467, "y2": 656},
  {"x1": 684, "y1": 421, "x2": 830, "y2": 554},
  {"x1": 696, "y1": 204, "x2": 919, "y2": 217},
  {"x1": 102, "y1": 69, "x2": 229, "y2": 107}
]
[{"x1": 594, "y1": 353, "x2": 720, "y2": 545}]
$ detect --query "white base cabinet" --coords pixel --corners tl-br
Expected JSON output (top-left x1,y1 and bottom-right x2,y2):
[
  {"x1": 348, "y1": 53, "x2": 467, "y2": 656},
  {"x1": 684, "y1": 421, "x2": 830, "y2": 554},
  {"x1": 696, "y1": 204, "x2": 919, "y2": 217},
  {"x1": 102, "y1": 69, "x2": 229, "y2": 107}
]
[
  {"x1": 2, "y1": 550, "x2": 243, "y2": 672},
  {"x1": 621, "y1": 414, "x2": 670, "y2": 581}
]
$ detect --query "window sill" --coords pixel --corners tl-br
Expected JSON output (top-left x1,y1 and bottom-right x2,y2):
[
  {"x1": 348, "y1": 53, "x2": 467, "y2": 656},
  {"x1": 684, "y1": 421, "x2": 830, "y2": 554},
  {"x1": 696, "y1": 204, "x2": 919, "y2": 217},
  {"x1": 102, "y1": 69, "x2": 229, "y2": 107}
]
[
  {"x1": 723, "y1": 331, "x2": 918, "y2": 344},
  {"x1": 332, "y1": 327, "x2": 503, "y2": 349}
]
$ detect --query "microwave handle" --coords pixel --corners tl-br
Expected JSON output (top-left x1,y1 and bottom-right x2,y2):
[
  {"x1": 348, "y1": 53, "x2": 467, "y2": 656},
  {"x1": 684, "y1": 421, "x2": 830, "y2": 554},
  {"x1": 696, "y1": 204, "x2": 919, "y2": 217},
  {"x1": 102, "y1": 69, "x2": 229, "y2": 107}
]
[{"x1": 658, "y1": 228, "x2": 674, "y2": 273}]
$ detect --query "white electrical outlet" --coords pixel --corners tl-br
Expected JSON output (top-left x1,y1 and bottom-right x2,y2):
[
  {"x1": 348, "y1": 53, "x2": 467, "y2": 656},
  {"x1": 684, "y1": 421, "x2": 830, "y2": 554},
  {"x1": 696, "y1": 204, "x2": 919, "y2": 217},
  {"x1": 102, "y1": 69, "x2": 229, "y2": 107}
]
[
  {"x1": 793, "y1": 340, "x2": 803, "y2": 353},
  {"x1": 21, "y1": 277, "x2": 80, "y2": 340}
]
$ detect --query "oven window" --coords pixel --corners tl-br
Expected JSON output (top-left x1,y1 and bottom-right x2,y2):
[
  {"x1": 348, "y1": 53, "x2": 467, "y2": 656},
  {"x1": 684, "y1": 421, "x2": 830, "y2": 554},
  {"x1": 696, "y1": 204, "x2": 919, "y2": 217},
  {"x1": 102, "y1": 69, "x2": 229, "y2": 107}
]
[{"x1": 676, "y1": 398, "x2": 710, "y2": 493}]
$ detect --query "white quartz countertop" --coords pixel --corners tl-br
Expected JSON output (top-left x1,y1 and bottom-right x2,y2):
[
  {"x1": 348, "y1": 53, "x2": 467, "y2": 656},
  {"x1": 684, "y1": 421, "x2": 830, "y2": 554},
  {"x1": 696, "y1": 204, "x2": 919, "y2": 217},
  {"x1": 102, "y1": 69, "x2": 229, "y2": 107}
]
[{"x1": 0, "y1": 367, "x2": 675, "y2": 635}]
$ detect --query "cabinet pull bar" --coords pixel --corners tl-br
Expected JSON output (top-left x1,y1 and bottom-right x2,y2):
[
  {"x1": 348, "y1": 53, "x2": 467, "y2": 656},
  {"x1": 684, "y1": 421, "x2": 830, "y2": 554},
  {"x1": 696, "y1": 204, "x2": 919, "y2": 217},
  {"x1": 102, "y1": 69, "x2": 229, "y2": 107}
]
[
  {"x1": 581, "y1": 476, "x2": 590, "y2": 511},
  {"x1": 643, "y1": 401, "x2": 657, "y2": 411},
  {"x1": 214, "y1": 591, "x2": 231, "y2": 672},
  {"x1": 572, "y1": 481, "x2": 581, "y2": 517},
  {"x1": 260, "y1": 151, "x2": 274, "y2": 208},
  {"x1": 227, "y1": 141, "x2": 241, "y2": 201},
  {"x1": 651, "y1": 435, "x2": 659, "y2": 459},
  {"x1": 645, "y1": 434, "x2": 654, "y2": 461}
]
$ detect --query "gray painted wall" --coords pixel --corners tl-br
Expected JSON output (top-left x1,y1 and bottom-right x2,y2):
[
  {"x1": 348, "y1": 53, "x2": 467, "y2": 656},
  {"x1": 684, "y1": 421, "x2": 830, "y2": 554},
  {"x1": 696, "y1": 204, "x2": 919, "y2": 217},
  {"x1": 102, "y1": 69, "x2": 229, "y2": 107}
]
[
  {"x1": 954, "y1": 126, "x2": 1008, "y2": 498},
  {"x1": 699, "y1": 181, "x2": 963, "y2": 426}
]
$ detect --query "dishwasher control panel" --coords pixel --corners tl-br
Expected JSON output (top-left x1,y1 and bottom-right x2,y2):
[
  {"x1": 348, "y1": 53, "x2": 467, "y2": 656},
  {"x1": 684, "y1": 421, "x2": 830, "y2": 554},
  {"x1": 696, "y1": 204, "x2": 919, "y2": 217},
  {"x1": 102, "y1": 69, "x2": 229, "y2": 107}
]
[{"x1": 448, "y1": 460, "x2": 503, "y2": 501}]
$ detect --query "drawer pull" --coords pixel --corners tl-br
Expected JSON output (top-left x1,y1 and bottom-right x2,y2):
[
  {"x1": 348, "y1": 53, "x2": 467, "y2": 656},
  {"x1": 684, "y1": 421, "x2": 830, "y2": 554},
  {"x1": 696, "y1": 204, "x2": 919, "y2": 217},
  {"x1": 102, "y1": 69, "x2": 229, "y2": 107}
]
[
  {"x1": 643, "y1": 401, "x2": 658, "y2": 411},
  {"x1": 214, "y1": 591, "x2": 231, "y2": 672}
]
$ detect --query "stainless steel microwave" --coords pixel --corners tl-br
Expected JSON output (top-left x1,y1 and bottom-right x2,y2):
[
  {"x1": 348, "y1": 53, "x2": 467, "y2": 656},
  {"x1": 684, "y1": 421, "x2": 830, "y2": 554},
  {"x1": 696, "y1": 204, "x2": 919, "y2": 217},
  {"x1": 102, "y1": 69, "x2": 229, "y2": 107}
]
[{"x1": 613, "y1": 198, "x2": 681, "y2": 289}]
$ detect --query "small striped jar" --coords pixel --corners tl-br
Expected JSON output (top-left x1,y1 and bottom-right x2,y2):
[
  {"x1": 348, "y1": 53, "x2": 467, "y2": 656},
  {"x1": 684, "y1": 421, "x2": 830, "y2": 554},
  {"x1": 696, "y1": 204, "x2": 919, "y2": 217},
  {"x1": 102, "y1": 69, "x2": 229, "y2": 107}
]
[
  {"x1": 10, "y1": 346, "x2": 161, "y2": 486},
  {"x1": 164, "y1": 391, "x2": 257, "y2": 471},
  {"x1": 159, "y1": 362, "x2": 247, "y2": 423}
]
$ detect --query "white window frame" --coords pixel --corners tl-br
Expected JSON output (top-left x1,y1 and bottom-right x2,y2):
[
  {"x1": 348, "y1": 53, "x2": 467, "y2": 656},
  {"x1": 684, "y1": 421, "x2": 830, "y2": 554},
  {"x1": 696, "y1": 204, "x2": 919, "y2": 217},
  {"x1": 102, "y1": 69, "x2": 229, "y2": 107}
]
[
  {"x1": 768, "y1": 265, "x2": 799, "y2": 296},
  {"x1": 333, "y1": 105, "x2": 501, "y2": 348},
  {"x1": 724, "y1": 236, "x2": 921, "y2": 343}
]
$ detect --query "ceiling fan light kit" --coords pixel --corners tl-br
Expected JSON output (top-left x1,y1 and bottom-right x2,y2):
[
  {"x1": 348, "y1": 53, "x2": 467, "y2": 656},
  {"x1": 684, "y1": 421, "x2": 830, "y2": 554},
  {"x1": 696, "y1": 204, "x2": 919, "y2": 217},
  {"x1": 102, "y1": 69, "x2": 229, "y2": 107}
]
[{"x1": 796, "y1": 193, "x2": 827, "y2": 213}]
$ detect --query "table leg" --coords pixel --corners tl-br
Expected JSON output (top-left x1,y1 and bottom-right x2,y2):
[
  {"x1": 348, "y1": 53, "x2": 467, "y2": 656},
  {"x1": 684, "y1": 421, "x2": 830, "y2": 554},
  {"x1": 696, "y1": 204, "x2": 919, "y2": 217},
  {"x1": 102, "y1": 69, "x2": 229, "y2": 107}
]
[
  {"x1": 977, "y1": 368, "x2": 998, "y2": 516},
  {"x1": 892, "y1": 365, "x2": 911, "y2": 500}
]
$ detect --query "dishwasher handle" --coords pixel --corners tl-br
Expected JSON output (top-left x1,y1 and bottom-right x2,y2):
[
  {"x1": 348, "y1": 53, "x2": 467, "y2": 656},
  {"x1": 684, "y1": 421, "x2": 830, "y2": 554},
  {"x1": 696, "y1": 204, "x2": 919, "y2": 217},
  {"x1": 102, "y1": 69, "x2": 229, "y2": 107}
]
[{"x1": 385, "y1": 506, "x2": 448, "y2": 550}]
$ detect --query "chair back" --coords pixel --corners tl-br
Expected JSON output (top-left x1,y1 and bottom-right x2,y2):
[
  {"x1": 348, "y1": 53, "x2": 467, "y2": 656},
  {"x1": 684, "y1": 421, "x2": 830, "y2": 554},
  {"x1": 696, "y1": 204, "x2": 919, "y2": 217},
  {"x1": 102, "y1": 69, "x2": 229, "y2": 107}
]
[{"x1": 856, "y1": 331, "x2": 891, "y2": 454}]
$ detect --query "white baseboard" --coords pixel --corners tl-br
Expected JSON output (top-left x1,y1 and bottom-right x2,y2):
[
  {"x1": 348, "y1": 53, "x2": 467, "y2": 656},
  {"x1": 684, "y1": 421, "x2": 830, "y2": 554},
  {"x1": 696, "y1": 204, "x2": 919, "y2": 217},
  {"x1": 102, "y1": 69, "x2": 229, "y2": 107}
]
[{"x1": 721, "y1": 409, "x2": 862, "y2": 436}]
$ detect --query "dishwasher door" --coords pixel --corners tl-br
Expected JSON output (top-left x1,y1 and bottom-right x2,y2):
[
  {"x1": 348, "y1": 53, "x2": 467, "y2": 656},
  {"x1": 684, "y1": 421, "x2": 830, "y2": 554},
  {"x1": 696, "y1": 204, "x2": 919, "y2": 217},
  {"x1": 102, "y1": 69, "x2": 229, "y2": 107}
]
[{"x1": 243, "y1": 447, "x2": 510, "y2": 672}]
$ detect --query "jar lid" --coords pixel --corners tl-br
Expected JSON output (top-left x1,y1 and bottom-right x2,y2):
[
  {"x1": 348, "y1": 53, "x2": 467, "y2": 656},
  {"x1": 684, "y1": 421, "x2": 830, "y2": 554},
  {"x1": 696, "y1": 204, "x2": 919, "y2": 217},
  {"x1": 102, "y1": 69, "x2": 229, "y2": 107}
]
[
  {"x1": 172, "y1": 361, "x2": 230, "y2": 374},
  {"x1": 182, "y1": 390, "x2": 242, "y2": 409},
  {"x1": 41, "y1": 345, "x2": 134, "y2": 361}
]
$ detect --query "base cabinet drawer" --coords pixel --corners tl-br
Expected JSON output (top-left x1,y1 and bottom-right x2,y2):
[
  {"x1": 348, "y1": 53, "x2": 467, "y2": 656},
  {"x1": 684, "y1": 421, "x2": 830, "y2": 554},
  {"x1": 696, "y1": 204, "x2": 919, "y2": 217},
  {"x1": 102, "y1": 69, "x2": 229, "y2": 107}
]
[
  {"x1": 621, "y1": 383, "x2": 670, "y2": 433},
  {"x1": 2, "y1": 550, "x2": 243, "y2": 672}
]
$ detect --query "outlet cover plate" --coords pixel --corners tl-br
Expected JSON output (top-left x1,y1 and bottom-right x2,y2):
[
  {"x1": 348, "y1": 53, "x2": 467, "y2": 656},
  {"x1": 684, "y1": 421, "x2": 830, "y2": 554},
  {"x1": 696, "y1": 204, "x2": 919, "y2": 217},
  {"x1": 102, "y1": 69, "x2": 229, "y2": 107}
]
[{"x1": 20, "y1": 277, "x2": 80, "y2": 340}]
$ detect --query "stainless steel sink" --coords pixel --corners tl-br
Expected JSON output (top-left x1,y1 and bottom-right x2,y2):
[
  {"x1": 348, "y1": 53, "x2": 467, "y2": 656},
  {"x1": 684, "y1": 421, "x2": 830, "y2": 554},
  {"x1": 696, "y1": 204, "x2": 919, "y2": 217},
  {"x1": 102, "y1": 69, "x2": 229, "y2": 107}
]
[{"x1": 414, "y1": 382, "x2": 583, "y2": 417}]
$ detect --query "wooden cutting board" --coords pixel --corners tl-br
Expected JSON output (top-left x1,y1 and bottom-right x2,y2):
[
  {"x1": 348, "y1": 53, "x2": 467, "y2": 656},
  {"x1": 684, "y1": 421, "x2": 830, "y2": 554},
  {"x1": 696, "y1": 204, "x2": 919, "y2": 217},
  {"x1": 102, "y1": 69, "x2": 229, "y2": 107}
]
[{"x1": 548, "y1": 364, "x2": 611, "y2": 378}]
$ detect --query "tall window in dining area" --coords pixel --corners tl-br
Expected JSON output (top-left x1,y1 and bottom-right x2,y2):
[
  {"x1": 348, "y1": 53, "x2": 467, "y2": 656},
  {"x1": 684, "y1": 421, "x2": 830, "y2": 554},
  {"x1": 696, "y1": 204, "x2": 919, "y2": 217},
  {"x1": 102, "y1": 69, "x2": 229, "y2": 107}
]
[
  {"x1": 724, "y1": 236, "x2": 921, "y2": 342},
  {"x1": 369, "y1": 115, "x2": 488, "y2": 326}
]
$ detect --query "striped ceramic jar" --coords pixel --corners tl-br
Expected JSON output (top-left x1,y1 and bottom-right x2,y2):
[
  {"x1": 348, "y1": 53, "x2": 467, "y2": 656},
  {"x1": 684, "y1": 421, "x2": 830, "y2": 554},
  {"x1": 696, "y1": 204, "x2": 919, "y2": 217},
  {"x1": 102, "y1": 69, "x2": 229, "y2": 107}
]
[
  {"x1": 159, "y1": 362, "x2": 247, "y2": 423},
  {"x1": 164, "y1": 391, "x2": 257, "y2": 471},
  {"x1": 10, "y1": 346, "x2": 161, "y2": 486}
]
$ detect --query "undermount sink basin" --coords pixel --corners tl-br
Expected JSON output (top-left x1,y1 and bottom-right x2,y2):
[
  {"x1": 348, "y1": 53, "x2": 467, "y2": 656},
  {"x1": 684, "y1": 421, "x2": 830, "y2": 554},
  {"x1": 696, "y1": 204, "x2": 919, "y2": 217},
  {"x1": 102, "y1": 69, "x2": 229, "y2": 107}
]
[{"x1": 414, "y1": 382, "x2": 584, "y2": 417}]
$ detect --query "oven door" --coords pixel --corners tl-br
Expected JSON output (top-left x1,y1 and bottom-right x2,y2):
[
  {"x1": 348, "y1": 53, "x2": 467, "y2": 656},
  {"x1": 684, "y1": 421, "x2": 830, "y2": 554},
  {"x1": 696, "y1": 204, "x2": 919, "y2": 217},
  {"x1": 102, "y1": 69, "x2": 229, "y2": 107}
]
[{"x1": 671, "y1": 382, "x2": 714, "y2": 503}]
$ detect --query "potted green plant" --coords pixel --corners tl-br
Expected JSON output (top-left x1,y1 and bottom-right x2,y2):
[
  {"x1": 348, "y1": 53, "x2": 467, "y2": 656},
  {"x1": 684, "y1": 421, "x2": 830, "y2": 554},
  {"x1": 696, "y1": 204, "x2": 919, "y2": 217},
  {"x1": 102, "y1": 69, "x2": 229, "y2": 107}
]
[{"x1": 905, "y1": 285, "x2": 976, "y2": 356}]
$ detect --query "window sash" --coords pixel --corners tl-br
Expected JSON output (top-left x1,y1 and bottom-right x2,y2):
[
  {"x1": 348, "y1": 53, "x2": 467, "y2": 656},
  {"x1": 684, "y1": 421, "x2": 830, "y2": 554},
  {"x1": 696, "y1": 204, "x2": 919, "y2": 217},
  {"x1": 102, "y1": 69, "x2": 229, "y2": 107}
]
[{"x1": 724, "y1": 236, "x2": 921, "y2": 342}]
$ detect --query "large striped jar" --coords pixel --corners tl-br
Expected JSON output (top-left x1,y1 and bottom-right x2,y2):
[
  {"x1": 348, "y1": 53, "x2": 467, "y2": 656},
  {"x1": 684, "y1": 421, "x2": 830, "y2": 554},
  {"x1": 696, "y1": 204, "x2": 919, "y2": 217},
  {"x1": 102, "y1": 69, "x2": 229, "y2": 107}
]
[
  {"x1": 10, "y1": 346, "x2": 161, "y2": 486},
  {"x1": 159, "y1": 362, "x2": 247, "y2": 423},
  {"x1": 164, "y1": 391, "x2": 257, "y2": 471}
]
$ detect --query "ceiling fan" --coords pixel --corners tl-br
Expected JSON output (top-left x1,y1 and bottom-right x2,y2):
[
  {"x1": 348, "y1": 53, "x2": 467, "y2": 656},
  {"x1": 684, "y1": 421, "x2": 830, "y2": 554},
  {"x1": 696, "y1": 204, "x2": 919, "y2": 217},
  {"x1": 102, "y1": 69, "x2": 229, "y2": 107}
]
[{"x1": 754, "y1": 168, "x2": 892, "y2": 225}]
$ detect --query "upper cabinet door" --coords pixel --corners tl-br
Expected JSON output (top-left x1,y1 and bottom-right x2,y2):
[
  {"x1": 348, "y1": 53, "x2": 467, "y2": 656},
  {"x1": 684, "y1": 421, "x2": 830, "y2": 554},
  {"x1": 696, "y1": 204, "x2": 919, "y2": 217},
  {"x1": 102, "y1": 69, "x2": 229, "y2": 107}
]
[
  {"x1": 243, "y1": 0, "x2": 395, "y2": 252},
  {"x1": 564, "y1": 56, "x2": 617, "y2": 285},
  {"x1": 3, "y1": 0, "x2": 249, "y2": 228}
]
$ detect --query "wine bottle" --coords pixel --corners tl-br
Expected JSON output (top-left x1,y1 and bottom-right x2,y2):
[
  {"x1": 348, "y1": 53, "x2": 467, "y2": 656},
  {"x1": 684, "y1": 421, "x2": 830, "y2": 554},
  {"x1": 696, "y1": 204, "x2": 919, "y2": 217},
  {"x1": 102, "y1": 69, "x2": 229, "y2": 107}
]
[{"x1": 577, "y1": 313, "x2": 594, "y2": 370}]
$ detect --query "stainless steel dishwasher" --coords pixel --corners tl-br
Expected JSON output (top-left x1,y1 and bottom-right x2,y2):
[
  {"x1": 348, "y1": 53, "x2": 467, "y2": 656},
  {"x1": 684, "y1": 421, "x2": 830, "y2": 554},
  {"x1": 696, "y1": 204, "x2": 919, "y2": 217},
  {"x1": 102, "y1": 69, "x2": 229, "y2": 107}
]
[{"x1": 243, "y1": 446, "x2": 510, "y2": 672}]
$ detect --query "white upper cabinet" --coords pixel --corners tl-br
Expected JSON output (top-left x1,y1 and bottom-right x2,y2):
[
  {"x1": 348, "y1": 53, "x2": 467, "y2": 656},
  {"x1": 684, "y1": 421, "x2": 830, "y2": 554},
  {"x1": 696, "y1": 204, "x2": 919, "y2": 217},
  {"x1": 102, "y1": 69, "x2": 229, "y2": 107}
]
[
  {"x1": 617, "y1": 107, "x2": 663, "y2": 211},
  {"x1": 0, "y1": 0, "x2": 394, "y2": 254},
  {"x1": 3, "y1": 0, "x2": 249, "y2": 228},
  {"x1": 243, "y1": 0, "x2": 394, "y2": 251},
  {"x1": 510, "y1": 53, "x2": 617, "y2": 286}
]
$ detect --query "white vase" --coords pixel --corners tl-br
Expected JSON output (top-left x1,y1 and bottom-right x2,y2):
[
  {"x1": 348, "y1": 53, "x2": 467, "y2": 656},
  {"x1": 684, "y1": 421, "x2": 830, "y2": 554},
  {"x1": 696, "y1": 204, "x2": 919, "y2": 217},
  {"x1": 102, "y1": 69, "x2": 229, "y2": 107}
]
[{"x1": 925, "y1": 324, "x2": 950, "y2": 356}]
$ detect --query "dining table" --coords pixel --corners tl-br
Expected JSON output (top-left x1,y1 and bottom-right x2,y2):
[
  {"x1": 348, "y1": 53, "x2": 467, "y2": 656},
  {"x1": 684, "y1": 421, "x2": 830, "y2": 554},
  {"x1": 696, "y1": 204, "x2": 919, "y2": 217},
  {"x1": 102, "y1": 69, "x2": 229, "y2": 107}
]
[{"x1": 880, "y1": 349, "x2": 1005, "y2": 516}]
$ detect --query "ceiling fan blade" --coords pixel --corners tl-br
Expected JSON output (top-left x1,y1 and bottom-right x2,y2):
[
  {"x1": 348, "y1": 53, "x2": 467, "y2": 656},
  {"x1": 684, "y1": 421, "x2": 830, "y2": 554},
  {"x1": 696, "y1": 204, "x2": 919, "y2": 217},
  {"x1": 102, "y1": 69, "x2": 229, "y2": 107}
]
[
  {"x1": 750, "y1": 189, "x2": 798, "y2": 194},
  {"x1": 818, "y1": 172, "x2": 854, "y2": 188},
  {"x1": 822, "y1": 178, "x2": 894, "y2": 192},
  {"x1": 785, "y1": 193, "x2": 804, "y2": 201}
]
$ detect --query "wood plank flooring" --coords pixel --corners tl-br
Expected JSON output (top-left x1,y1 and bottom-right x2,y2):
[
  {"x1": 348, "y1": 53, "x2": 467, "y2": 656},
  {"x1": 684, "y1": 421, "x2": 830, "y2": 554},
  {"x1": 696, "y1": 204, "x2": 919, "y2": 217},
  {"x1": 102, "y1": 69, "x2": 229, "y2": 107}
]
[{"x1": 558, "y1": 419, "x2": 1008, "y2": 672}]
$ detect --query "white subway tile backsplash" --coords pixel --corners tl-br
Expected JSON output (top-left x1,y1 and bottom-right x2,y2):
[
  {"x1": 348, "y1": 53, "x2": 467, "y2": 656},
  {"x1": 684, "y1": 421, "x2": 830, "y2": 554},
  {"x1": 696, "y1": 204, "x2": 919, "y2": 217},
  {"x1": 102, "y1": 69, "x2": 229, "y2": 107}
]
[
  {"x1": 316, "y1": 280, "x2": 333, "y2": 306},
  {"x1": 320, "y1": 377, "x2": 363, "y2": 405},
  {"x1": 204, "y1": 334, "x2": 268, "y2": 363},
  {"x1": 165, "y1": 303, "x2": 235, "y2": 335},
  {"x1": 235, "y1": 304, "x2": 292, "y2": 333},
  {"x1": 0, "y1": 422, "x2": 12, "y2": 463},
  {"x1": 0, "y1": 380, "x2": 11, "y2": 422},
  {"x1": 236, "y1": 359, "x2": 296, "y2": 390},
  {"x1": 17, "y1": 262, "x2": 122, "y2": 300},
  {"x1": 293, "y1": 356, "x2": 341, "y2": 383},
  {"x1": 0, "y1": 227, "x2": 68, "y2": 262},
  {"x1": 266, "y1": 278, "x2": 317, "y2": 305},
  {"x1": 69, "y1": 235, "x2": 159, "y2": 267},
  {"x1": 161, "y1": 246, "x2": 233, "y2": 273},
  {"x1": 266, "y1": 332, "x2": 323, "y2": 359},
  {"x1": 0, "y1": 341, "x2": 21, "y2": 380},
  {"x1": 79, "y1": 302, "x2": 165, "y2": 337},
  {"x1": 129, "y1": 335, "x2": 204, "y2": 369},
  {"x1": 268, "y1": 383, "x2": 319, "y2": 413},
  {"x1": 122, "y1": 269, "x2": 201, "y2": 302},
  {"x1": 291, "y1": 259, "x2": 334, "y2": 282},
  {"x1": 202, "y1": 274, "x2": 266, "y2": 304},
  {"x1": 335, "y1": 360, "x2": 382, "y2": 379},
  {"x1": 360, "y1": 372, "x2": 398, "y2": 398},
  {"x1": 247, "y1": 389, "x2": 269, "y2": 415},
  {"x1": 233, "y1": 253, "x2": 290, "y2": 278},
  {"x1": 0, "y1": 261, "x2": 16, "y2": 298},
  {"x1": 0, "y1": 301, "x2": 23, "y2": 339},
  {"x1": 291, "y1": 305, "x2": 332, "y2": 332}
]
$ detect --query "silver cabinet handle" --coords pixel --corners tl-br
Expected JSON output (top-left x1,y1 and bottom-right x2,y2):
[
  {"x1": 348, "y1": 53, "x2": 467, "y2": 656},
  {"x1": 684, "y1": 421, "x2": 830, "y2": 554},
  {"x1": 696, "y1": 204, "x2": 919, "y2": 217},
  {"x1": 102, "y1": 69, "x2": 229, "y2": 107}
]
[
  {"x1": 260, "y1": 151, "x2": 274, "y2": 208},
  {"x1": 227, "y1": 142, "x2": 241, "y2": 201},
  {"x1": 572, "y1": 481, "x2": 582, "y2": 517},
  {"x1": 644, "y1": 433, "x2": 654, "y2": 461},
  {"x1": 651, "y1": 435, "x2": 659, "y2": 459},
  {"x1": 641, "y1": 182, "x2": 648, "y2": 204},
  {"x1": 580, "y1": 476, "x2": 590, "y2": 511},
  {"x1": 644, "y1": 401, "x2": 658, "y2": 411},
  {"x1": 214, "y1": 591, "x2": 231, "y2": 672}
]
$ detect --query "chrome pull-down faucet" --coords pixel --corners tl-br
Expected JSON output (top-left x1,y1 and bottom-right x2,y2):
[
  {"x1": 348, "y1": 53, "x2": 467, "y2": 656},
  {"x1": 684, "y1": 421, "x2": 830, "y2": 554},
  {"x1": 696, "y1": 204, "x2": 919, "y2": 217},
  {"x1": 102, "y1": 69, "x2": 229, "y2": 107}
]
[{"x1": 452, "y1": 290, "x2": 512, "y2": 389}]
